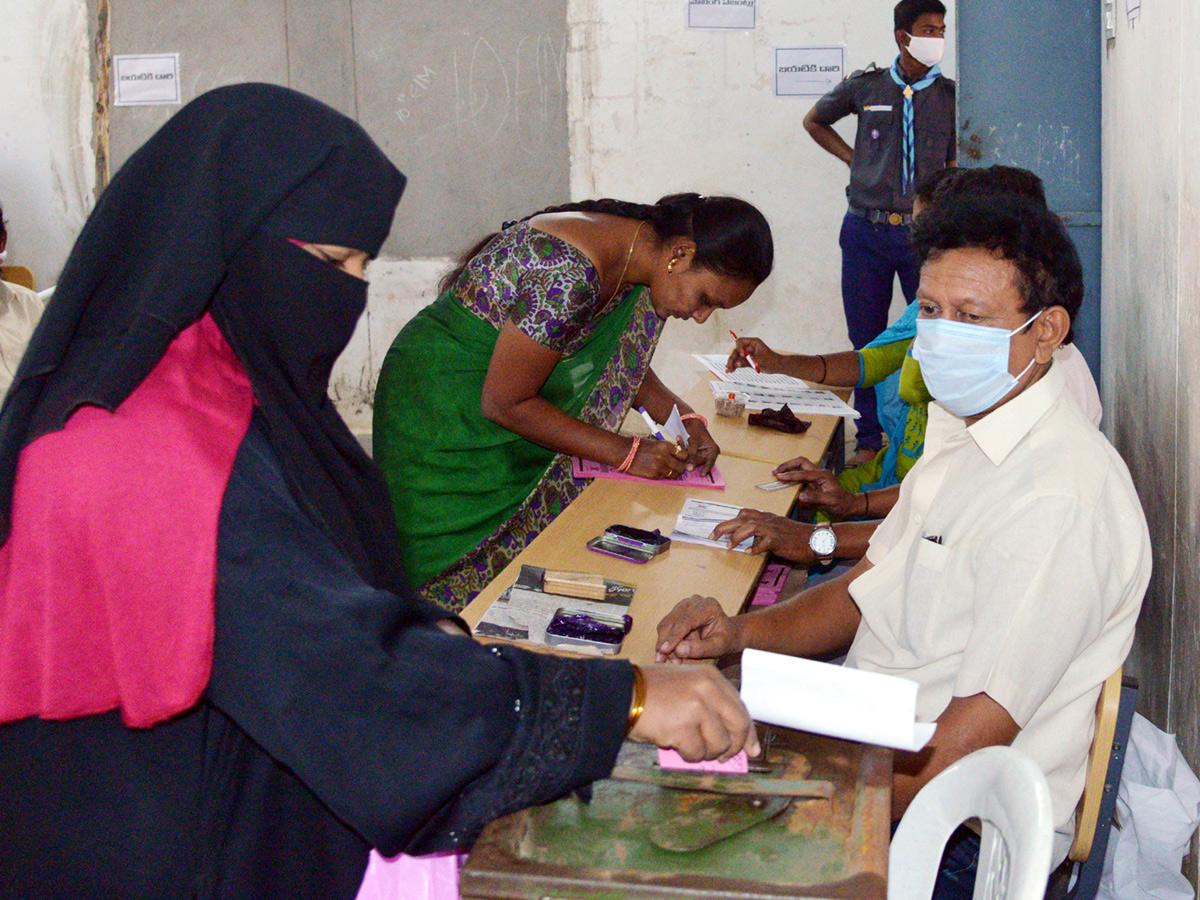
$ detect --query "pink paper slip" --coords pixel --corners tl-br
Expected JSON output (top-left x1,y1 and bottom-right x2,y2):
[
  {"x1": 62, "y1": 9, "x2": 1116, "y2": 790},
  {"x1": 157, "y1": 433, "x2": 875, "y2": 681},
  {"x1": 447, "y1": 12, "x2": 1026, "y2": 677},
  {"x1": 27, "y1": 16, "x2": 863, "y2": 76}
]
[
  {"x1": 750, "y1": 563, "x2": 790, "y2": 607},
  {"x1": 572, "y1": 457, "x2": 725, "y2": 490},
  {"x1": 657, "y1": 748, "x2": 749, "y2": 774},
  {"x1": 355, "y1": 850, "x2": 467, "y2": 900}
]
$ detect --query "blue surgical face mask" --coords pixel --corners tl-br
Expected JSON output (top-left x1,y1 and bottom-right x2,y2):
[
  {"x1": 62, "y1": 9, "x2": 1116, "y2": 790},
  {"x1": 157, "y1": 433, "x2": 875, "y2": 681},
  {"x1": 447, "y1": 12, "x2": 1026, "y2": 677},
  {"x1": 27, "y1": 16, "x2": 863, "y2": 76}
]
[{"x1": 912, "y1": 311, "x2": 1043, "y2": 417}]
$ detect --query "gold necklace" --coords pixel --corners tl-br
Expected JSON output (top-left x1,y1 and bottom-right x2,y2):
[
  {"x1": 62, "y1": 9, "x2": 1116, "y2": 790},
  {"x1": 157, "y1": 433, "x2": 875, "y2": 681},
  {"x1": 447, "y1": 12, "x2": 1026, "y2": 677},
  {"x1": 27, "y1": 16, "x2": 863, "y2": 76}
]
[{"x1": 608, "y1": 220, "x2": 646, "y2": 304}]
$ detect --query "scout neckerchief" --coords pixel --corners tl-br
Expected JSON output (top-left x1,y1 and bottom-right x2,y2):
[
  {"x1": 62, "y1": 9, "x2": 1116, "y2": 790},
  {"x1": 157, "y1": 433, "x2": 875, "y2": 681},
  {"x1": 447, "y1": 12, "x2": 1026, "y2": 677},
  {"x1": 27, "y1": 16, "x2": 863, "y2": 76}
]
[{"x1": 889, "y1": 55, "x2": 942, "y2": 194}]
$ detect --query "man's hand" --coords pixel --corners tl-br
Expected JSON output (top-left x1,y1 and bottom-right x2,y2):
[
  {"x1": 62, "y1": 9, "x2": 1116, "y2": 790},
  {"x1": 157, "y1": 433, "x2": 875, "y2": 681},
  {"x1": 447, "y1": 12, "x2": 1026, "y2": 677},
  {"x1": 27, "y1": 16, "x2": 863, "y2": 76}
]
[
  {"x1": 655, "y1": 595, "x2": 743, "y2": 662},
  {"x1": 710, "y1": 508, "x2": 817, "y2": 563},
  {"x1": 628, "y1": 664, "x2": 761, "y2": 762},
  {"x1": 773, "y1": 457, "x2": 862, "y2": 519}
]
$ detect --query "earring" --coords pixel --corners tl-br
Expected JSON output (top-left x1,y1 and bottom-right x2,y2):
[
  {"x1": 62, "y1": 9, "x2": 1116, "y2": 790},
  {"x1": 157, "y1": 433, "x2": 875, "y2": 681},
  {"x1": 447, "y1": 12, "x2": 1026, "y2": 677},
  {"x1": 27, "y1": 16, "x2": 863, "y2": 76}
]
[{"x1": 668, "y1": 260, "x2": 676, "y2": 273}]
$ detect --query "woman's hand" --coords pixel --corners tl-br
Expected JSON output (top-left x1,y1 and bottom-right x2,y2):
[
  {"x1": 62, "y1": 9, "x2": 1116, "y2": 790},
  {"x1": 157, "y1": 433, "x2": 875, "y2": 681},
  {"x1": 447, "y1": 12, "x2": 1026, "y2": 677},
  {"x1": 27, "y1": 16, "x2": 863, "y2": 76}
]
[
  {"x1": 773, "y1": 457, "x2": 861, "y2": 519},
  {"x1": 626, "y1": 437, "x2": 689, "y2": 480},
  {"x1": 627, "y1": 663, "x2": 760, "y2": 762},
  {"x1": 683, "y1": 420, "x2": 720, "y2": 475},
  {"x1": 727, "y1": 337, "x2": 785, "y2": 374},
  {"x1": 710, "y1": 509, "x2": 817, "y2": 563}
]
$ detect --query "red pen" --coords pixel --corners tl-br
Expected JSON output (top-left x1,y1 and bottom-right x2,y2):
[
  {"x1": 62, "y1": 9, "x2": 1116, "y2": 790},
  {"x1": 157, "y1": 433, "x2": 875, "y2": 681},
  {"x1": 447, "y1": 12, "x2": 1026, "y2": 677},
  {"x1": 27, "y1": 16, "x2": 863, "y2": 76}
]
[{"x1": 728, "y1": 330, "x2": 761, "y2": 373}]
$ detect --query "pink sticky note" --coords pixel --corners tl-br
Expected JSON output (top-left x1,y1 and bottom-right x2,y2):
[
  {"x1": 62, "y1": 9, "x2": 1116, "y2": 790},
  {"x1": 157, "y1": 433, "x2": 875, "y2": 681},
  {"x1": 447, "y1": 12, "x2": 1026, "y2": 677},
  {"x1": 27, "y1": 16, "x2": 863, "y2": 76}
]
[
  {"x1": 657, "y1": 748, "x2": 749, "y2": 774},
  {"x1": 751, "y1": 562, "x2": 790, "y2": 607}
]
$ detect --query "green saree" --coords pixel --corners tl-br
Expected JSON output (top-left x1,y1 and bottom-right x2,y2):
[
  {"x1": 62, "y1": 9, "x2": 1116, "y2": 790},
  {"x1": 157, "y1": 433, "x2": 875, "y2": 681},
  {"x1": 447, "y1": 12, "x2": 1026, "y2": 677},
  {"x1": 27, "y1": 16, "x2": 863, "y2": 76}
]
[{"x1": 375, "y1": 284, "x2": 660, "y2": 612}]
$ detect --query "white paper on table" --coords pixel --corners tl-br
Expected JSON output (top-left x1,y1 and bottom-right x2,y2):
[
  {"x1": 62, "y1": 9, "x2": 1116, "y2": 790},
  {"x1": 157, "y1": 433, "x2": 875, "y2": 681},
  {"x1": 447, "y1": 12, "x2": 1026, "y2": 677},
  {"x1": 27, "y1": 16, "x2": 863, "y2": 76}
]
[
  {"x1": 694, "y1": 353, "x2": 807, "y2": 388},
  {"x1": 669, "y1": 498, "x2": 753, "y2": 552},
  {"x1": 740, "y1": 649, "x2": 936, "y2": 752},
  {"x1": 708, "y1": 380, "x2": 860, "y2": 418}
]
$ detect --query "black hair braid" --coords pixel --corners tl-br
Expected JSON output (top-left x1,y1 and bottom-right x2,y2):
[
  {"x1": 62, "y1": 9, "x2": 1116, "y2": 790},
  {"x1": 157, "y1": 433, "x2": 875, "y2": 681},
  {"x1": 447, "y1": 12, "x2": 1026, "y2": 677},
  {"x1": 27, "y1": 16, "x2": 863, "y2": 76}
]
[
  {"x1": 504, "y1": 193, "x2": 703, "y2": 240},
  {"x1": 441, "y1": 192, "x2": 771, "y2": 294}
]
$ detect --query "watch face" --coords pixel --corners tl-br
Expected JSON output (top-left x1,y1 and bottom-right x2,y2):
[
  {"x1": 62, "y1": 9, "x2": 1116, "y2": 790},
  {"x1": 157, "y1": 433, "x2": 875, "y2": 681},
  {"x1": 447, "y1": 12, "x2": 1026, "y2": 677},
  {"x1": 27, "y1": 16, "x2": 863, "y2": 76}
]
[{"x1": 809, "y1": 527, "x2": 837, "y2": 557}]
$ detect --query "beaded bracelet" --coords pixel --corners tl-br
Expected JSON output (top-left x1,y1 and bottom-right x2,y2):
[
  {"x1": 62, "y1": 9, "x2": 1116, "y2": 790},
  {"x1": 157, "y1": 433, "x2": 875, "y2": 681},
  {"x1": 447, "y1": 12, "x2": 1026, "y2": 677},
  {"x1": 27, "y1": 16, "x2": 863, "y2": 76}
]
[
  {"x1": 680, "y1": 413, "x2": 708, "y2": 427},
  {"x1": 627, "y1": 664, "x2": 647, "y2": 735},
  {"x1": 616, "y1": 437, "x2": 641, "y2": 473}
]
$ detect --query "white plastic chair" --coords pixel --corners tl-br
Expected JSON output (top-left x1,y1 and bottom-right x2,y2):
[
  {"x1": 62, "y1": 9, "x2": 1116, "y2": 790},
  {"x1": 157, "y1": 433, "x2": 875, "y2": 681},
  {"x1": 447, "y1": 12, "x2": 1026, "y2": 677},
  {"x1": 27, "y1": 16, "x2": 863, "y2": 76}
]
[{"x1": 889, "y1": 746, "x2": 1055, "y2": 900}]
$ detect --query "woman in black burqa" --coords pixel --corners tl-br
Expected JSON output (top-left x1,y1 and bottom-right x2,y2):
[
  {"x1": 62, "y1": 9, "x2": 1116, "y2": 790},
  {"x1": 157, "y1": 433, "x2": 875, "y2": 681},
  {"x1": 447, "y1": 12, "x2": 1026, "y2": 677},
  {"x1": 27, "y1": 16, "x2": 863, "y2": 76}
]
[{"x1": 0, "y1": 83, "x2": 755, "y2": 899}]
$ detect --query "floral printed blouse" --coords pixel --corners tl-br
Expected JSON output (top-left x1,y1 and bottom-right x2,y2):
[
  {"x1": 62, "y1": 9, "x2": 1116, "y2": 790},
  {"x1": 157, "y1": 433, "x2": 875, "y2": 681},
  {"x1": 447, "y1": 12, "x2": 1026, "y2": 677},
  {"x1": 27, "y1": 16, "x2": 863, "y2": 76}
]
[{"x1": 453, "y1": 222, "x2": 631, "y2": 356}]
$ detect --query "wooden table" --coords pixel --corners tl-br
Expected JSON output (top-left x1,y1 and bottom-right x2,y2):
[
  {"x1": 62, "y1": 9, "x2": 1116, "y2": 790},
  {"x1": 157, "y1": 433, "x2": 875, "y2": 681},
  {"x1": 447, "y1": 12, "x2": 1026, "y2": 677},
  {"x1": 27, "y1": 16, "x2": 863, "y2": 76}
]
[
  {"x1": 680, "y1": 378, "x2": 847, "y2": 468},
  {"x1": 461, "y1": 454, "x2": 799, "y2": 665},
  {"x1": 462, "y1": 376, "x2": 855, "y2": 665},
  {"x1": 461, "y1": 728, "x2": 891, "y2": 900}
]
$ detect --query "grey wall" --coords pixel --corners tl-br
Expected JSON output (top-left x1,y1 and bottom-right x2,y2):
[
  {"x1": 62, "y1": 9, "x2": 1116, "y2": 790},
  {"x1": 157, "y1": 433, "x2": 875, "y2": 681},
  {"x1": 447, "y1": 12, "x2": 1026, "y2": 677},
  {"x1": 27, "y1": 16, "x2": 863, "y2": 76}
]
[
  {"x1": 102, "y1": 0, "x2": 570, "y2": 258},
  {"x1": 1102, "y1": 0, "x2": 1200, "y2": 882}
]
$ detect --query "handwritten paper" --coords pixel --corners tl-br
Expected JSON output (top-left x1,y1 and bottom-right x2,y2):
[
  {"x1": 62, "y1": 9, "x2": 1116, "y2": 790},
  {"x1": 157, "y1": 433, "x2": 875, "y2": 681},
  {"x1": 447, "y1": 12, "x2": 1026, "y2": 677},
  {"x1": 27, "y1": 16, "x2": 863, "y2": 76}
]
[
  {"x1": 740, "y1": 649, "x2": 936, "y2": 752},
  {"x1": 669, "y1": 498, "x2": 752, "y2": 552},
  {"x1": 573, "y1": 457, "x2": 725, "y2": 490}
]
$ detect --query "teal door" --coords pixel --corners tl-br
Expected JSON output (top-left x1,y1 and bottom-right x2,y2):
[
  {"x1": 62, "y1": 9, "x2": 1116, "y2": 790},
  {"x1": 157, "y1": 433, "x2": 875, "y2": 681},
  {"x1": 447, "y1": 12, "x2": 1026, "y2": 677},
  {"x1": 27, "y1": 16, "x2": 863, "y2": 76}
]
[{"x1": 957, "y1": 2, "x2": 1103, "y2": 377}]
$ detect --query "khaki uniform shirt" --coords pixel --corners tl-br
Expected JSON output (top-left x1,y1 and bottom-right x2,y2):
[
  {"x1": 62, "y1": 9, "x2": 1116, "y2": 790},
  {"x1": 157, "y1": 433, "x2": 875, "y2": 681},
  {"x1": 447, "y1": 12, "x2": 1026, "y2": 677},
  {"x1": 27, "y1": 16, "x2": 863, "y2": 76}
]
[{"x1": 846, "y1": 363, "x2": 1151, "y2": 857}]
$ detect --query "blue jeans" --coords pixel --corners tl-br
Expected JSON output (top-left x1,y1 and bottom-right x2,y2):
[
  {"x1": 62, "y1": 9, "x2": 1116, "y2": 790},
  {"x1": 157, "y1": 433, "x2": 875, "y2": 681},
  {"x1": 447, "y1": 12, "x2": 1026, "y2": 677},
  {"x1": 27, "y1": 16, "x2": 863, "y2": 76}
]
[
  {"x1": 838, "y1": 212, "x2": 920, "y2": 450},
  {"x1": 891, "y1": 822, "x2": 980, "y2": 900}
]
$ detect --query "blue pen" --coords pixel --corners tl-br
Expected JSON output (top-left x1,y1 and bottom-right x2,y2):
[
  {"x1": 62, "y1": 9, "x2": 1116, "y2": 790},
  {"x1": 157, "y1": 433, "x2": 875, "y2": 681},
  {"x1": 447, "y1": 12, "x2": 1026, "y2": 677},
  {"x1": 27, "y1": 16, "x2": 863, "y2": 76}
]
[{"x1": 637, "y1": 406, "x2": 665, "y2": 440}]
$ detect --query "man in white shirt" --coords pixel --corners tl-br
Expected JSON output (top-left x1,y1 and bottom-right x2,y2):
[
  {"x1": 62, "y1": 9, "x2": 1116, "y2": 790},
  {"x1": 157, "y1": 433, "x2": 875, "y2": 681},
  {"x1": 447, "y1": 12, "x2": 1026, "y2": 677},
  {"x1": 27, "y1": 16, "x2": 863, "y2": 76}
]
[
  {"x1": 0, "y1": 204, "x2": 47, "y2": 397},
  {"x1": 655, "y1": 192, "x2": 1151, "y2": 899}
]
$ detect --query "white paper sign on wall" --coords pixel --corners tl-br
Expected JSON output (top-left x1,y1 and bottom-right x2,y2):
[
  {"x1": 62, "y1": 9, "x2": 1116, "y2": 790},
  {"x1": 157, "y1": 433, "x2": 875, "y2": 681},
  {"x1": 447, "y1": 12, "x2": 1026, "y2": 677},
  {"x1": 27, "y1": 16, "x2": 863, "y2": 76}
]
[
  {"x1": 774, "y1": 47, "x2": 846, "y2": 98},
  {"x1": 687, "y1": 0, "x2": 756, "y2": 30},
  {"x1": 113, "y1": 54, "x2": 182, "y2": 107}
]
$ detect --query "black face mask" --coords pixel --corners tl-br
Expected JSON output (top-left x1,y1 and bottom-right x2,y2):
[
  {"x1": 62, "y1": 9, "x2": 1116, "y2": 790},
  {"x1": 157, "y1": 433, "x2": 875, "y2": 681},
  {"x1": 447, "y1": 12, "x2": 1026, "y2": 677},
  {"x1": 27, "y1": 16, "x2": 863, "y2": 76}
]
[
  {"x1": 212, "y1": 233, "x2": 367, "y2": 405},
  {"x1": 209, "y1": 231, "x2": 412, "y2": 595}
]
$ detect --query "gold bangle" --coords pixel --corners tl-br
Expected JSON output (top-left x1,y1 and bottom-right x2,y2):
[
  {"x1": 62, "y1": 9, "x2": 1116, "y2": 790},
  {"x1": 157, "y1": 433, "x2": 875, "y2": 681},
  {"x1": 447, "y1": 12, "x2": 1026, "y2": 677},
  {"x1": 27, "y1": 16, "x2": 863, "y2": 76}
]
[
  {"x1": 863, "y1": 491, "x2": 871, "y2": 517},
  {"x1": 627, "y1": 664, "x2": 647, "y2": 735}
]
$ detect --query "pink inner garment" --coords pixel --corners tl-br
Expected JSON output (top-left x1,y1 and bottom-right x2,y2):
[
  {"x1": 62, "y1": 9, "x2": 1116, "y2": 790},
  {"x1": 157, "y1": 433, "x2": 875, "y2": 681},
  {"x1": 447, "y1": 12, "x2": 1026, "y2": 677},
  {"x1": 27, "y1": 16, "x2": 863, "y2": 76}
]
[{"x1": 0, "y1": 314, "x2": 255, "y2": 727}]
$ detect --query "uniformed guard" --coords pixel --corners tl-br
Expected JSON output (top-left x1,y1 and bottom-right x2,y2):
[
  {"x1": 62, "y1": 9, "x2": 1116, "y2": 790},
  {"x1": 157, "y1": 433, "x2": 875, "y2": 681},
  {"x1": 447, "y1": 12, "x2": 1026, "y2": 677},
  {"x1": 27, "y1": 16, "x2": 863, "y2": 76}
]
[{"x1": 802, "y1": 0, "x2": 956, "y2": 465}]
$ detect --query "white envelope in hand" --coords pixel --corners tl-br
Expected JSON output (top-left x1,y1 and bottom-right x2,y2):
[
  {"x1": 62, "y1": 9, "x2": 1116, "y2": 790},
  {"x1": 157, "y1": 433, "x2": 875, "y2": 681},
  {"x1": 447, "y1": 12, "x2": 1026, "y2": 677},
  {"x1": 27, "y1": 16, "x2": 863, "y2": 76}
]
[{"x1": 740, "y1": 649, "x2": 936, "y2": 752}]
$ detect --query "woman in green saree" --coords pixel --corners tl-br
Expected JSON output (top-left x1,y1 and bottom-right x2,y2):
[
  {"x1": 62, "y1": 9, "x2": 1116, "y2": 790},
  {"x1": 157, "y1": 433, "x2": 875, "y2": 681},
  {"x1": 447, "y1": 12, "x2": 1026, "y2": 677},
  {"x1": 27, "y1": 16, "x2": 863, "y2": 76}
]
[{"x1": 374, "y1": 194, "x2": 774, "y2": 611}]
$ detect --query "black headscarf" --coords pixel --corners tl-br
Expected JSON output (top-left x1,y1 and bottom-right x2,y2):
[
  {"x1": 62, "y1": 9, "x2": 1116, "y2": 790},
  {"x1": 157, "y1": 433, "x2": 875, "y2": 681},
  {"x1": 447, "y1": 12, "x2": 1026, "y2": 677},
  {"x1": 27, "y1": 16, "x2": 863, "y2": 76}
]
[{"x1": 0, "y1": 82, "x2": 411, "y2": 593}]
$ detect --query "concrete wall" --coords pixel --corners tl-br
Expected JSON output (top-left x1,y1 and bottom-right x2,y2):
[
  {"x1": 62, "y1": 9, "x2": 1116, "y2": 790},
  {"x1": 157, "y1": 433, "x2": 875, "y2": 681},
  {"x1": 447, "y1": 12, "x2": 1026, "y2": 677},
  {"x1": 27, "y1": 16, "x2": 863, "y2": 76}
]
[
  {"x1": 567, "y1": 0, "x2": 956, "y2": 416},
  {"x1": 1, "y1": 0, "x2": 954, "y2": 435},
  {"x1": 0, "y1": 0, "x2": 94, "y2": 287},
  {"x1": 1103, "y1": 0, "x2": 1200, "y2": 876}
]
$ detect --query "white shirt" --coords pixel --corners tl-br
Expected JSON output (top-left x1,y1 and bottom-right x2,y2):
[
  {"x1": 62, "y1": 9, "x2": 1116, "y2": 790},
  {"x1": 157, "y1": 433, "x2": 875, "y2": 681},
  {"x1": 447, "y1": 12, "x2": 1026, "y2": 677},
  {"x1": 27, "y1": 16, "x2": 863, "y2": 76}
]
[
  {"x1": 1053, "y1": 343, "x2": 1103, "y2": 426},
  {"x1": 845, "y1": 363, "x2": 1151, "y2": 857},
  {"x1": 0, "y1": 280, "x2": 47, "y2": 398}
]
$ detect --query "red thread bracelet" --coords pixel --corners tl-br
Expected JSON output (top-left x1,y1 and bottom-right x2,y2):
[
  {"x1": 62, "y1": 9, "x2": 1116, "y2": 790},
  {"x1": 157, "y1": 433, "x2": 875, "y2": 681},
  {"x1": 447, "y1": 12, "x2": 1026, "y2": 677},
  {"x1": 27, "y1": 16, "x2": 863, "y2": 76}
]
[
  {"x1": 680, "y1": 413, "x2": 708, "y2": 427},
  {"x1": 616, "y1": 437, "x2": 640, "y2": 473}
]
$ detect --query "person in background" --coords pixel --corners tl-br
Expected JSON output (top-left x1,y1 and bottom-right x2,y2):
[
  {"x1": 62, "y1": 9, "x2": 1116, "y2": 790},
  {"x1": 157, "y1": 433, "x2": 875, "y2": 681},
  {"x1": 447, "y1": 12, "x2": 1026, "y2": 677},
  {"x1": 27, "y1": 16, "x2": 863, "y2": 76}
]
[
  {"x1": 722, "y1": 165, "x2": 1101, "y2": 567},
  {"x1": 658, "y1": 191, "x2": 1151, "y2": 899},
  {"x1": 374, "y1": 194, "x2": 774, "y2": 611},
  {"x1": 0, "y1": 84, "x2": 758, "y2": 900},
  {"x1": 803, "y1": 0, "x2": 955, "y2": 466},
  {"x1": 0, "y1": 203, "x2": 48, "y2": 397}
]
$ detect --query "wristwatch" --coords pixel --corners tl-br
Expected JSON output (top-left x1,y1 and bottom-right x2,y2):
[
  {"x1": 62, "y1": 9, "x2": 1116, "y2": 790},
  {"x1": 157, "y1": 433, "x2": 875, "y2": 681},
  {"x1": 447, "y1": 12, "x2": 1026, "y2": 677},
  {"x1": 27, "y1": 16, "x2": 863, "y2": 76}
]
[{"x1": 808, "y1": 525, "x2": 837, "y2": 562}]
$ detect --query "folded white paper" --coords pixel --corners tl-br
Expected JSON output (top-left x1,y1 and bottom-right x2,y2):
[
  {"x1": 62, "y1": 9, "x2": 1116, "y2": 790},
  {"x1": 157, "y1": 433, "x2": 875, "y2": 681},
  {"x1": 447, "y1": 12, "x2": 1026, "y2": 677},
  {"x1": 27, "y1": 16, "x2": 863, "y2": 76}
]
[{"x1": 740, "y1": 649, "x2": 936, "y2": 752}]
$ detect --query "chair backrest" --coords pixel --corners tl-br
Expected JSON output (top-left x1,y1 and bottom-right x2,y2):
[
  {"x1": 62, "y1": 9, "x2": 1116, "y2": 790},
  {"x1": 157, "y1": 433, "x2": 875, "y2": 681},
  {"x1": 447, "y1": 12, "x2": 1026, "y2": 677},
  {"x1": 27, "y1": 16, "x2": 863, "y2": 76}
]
[
  {"x1": 1, "y1": 265, "x2": 35, "y2": 291},
  {"x1": 1069, "y1": 667, "x2": 1123, "y2": 863},
  {"x1": 1057, "y1": 673, "x2": 1139, "y2": 900},
  {"x1": 889, "y1": 746, "x2": 1055, "y2": 900}
]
